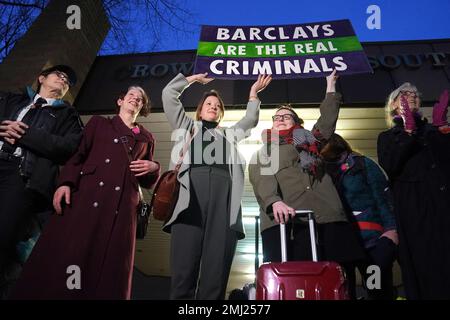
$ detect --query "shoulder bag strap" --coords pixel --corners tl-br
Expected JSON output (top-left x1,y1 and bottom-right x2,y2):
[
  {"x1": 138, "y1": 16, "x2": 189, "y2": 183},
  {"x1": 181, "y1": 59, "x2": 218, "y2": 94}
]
[
  {"x1": 174, "y1": 127, "x2": 196, "y2": 171},
  {"x1": 118, "y1": 135, "x2": 147, "y2": 201}
]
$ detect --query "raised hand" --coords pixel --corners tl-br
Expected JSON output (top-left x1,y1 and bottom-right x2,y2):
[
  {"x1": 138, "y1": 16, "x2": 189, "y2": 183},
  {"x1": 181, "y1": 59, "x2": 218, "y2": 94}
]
[
  {"x1": 185, "y1": 73, "x2": 214, "y2": 85},
  {"x1": 399, "y1": 95, "x2": 416, "y2": 133},
  {"x1": 432, "y1": 89, "x2": 449, "y2": 127},
  {"x1": 326, "y1": 69, "x2": 339, "y2": 93},
  {"x1": 249, "y1": 74, "x2": 272, "y2": 100}
]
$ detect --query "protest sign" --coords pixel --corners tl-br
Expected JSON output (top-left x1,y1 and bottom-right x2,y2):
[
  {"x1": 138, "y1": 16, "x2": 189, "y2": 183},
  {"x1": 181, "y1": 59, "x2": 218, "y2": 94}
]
[{"x1": 194, "y1": 20, "x2": 372, "y2": 79}]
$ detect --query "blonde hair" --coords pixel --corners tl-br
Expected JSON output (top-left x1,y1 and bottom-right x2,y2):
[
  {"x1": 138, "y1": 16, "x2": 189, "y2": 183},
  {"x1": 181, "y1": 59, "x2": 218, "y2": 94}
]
[
  {"x1": 195, "y1": 90, "x2": 225, "y2": 122},
  {"x1": 384, "y1": 82, "x2": 420, "y2": 126}
]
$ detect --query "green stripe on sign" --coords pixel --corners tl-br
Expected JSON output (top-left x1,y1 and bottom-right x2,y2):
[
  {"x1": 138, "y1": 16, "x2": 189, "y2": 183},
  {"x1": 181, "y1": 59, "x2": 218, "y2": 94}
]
[{"x1": 197, "y1": 36, "x2": 363, "y2": 58}]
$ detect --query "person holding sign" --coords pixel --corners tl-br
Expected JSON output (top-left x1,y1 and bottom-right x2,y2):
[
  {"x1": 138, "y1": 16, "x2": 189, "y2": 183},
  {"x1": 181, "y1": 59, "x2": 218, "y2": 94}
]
[
  {"x1": 162, "y1": 72, "x2": 272, "y2": 300},
  {"x1": 249, "y1": 70, "x2": 365, "y2": 296},
  {"x1": 377, "y1": 84, "x2": 450, "y2": 299}
]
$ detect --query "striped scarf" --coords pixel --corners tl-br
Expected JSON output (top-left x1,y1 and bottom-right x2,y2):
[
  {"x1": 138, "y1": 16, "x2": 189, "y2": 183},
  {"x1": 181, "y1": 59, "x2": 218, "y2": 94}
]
[{"x1": 262, "y1": 124, "x2": 322, "y2": 176}]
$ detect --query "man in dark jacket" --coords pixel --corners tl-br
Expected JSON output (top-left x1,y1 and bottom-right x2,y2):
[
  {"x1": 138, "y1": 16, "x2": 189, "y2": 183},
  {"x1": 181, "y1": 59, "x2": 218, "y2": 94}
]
[{"x1": 0, "y1": 65, "x2": 83, "y2": 298}]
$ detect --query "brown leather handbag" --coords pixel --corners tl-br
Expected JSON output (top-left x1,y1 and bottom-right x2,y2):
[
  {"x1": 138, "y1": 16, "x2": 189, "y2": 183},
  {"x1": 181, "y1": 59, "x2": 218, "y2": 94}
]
[
  {"x1": 151, "y1": 130, "x2": 194, "y2": 222},
  {"x1": 150, "y1": 165, "x2": 181, "y2": 222}
]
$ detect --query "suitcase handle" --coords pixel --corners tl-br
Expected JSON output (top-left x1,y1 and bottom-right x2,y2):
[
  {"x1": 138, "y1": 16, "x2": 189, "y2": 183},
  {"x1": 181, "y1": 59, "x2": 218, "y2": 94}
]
[{"x1": 280, "y1": 210, "x2": 318, "y2": 263}]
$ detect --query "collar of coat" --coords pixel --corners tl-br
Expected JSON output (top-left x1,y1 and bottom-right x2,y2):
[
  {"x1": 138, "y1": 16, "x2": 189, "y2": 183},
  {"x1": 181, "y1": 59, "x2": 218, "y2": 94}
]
[
  {"x1": 192, "y1": 120, "x2": 222, "y2": 136},
  {"x1": 201, "y1": 119, "x2": 219, "y2": 129},
  {"x1": 111, "y1": 115, "x2": 153, "y2": 143},
  {"x1": 25, "y1": 86, "x2": 68, "y2": 108},
  {"x1": 338, "y1": 153, "x2": 366, "y2": 175}
]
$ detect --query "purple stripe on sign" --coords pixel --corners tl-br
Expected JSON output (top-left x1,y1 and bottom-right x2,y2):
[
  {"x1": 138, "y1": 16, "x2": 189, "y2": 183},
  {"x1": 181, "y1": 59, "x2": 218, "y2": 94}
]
[
  {"x1": 199, "y1": 20, "x2": 356, "y2": 43},
  {"x1": 193, "y1": 51, "x2": 373, "y2": 80}
]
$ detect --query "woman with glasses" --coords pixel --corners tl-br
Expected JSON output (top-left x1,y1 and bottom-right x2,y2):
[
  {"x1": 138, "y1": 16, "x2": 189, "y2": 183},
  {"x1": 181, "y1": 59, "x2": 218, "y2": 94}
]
[
  {"x1": 249, "y1": 71, "x2": 364, "y2": 294},
  {"x1": 377, "y1": 83, "x2": 450, "y2": 299}
]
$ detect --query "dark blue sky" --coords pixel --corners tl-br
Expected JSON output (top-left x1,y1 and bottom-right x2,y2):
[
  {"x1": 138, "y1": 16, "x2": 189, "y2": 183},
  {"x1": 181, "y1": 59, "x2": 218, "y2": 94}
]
[{"x1": 133, "y1": 0, "x2": 450, "y2": 54}]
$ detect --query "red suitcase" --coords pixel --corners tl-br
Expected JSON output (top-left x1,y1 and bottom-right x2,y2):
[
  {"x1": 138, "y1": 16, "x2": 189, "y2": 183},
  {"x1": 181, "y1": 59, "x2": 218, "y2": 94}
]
[{"x1": 256, "y1": 210, "x2": 349, "y2": 300}]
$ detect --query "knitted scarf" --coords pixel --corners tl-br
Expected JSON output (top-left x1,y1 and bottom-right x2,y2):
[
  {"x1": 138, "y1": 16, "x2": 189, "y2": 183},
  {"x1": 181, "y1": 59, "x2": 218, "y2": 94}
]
[{"x1": 262, "y1": 124, "x2": 322, "y2": 176}]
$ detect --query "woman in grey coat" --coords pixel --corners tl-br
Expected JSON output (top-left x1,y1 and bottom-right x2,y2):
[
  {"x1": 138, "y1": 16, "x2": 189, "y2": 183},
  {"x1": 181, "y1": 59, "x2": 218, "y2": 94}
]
[{"x1": 162, "y1": 72, "x2": 272, "y2": 300}]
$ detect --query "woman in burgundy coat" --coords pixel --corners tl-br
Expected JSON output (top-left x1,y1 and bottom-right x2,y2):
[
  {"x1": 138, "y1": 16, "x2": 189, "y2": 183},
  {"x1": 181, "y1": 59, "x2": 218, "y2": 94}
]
[{"x1": 10, "y1": 86, "x2": 160, "y2": 299}]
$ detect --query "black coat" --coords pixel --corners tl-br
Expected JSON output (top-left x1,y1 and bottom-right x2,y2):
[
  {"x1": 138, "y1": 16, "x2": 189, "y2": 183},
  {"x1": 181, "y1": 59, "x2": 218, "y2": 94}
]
[
  {"x1": 377, "y1": 118, "x2": 450, "y2": 299},
  {"x1": 0, "y1": 88, "x2": 83, "y2": 201}
]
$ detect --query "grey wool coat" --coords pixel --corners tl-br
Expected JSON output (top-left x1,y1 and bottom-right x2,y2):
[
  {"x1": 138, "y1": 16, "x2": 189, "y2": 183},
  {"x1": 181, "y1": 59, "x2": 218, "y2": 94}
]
[
  {"x1": 249, "y1": 92, "x2": 348, "y2": 233},
  {"x1": 161, "y1": 73, "x2": 260, "y2": 239}
]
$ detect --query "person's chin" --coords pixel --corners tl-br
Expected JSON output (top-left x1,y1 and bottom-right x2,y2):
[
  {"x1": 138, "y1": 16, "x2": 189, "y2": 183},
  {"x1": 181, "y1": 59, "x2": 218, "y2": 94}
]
[
  {"x1": 52, "y1": 84, "x2": 66, "y2": 93},
  {"x1": 204, "y1": 116, "x2": 218, "y2": 122}
]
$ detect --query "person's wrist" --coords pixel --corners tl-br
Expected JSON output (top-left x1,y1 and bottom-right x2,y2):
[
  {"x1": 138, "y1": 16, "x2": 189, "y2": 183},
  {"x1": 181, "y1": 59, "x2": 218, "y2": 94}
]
[
  {"x1": 326, "y1": 84, "x2": 336, "y2": 93},
  {"x1": 185, "y1": 77, "x2": 193, "y2": 84},
  {"x1": 185, "y1": 75, "x2": 197, "y2": 84},
  {"x1": 249, "y1": 93, "x2": 259, "y2": 101}
]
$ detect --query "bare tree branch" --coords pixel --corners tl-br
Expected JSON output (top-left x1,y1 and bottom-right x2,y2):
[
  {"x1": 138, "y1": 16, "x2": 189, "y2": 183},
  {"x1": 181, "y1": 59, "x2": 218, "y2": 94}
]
[
  {"x1": 0, "y1": 0, "x2": 196, "y2": 60},
  {"x1": 0, "y1": 0, "x2": 45, "y2": 9}
]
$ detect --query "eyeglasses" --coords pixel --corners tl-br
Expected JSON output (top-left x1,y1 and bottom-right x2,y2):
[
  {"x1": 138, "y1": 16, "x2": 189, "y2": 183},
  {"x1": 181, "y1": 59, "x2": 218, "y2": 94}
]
[
  {"x1": 272, "y1": 114, "x2": 294, "y2": 122},
  {"x1": 51, "y1": 71, "x2": 70, "y2": 85},
  {"x1": 400, "y1": 90, "x2": 420, "y2": 98}
]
